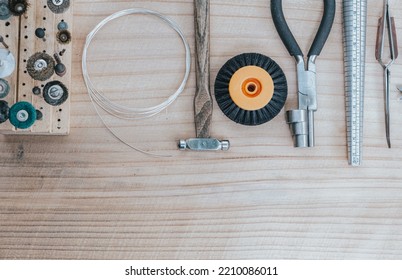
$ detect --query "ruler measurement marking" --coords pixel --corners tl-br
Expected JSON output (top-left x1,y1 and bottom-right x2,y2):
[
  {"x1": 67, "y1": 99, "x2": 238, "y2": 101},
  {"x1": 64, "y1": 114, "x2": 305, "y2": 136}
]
[{"x1": 343, "y1": 0, "x2": 366, "y2": 166}]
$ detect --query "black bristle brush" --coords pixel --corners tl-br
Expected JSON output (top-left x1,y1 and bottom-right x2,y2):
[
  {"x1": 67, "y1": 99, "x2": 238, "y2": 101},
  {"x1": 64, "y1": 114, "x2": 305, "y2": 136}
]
[
  {"x1": 8, "y1": 0, "x2": 28, "y2": 16},
  {"x1": 215, "y1": 53, "x2": 288, "y2": 126}
]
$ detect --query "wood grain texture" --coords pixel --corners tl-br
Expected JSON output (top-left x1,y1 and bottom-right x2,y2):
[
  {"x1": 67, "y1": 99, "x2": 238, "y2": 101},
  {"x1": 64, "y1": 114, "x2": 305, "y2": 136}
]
[
  {"x1": 1, "y1": 0, "x2": 402, "y2": 260},
  {"x1": 194, "y1": 0, "x2": 212, "y2": 138}
]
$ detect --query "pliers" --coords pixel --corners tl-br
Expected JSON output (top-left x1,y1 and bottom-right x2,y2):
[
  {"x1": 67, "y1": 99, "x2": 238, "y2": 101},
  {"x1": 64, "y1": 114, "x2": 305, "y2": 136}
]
[{"x1": 271, "y1": 0, "x2": 336, "y2": 147}]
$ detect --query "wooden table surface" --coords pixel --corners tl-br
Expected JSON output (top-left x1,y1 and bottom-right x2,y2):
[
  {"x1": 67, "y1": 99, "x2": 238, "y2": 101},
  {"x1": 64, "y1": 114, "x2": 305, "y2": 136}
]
[{"x1": 1, "y1": 0, "x2": 402, "y2": 260}]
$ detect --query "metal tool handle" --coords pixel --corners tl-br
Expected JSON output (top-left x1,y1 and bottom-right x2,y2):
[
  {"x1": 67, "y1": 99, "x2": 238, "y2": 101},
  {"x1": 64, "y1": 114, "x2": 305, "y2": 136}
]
[
  {"x1": 384, "y1": 67, "x2": 391, "y2": 148},
  {"x1": 194, "y1": 0, "x2": 212, "y2": 138},
  {"x1": 271, "y1": 0, "x2": 336, "y2": 57},
  {"x1": 376, "y1": 15, "x2": 399, "y2": 63},
  {"x1": 391, "y1": 17, "x2": 399, "y2": 59}
]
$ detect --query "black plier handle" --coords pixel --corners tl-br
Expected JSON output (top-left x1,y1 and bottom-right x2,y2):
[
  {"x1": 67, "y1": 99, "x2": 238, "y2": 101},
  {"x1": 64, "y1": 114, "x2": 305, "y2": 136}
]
[
  {"x1": 271, "y1": 0, "x2": 335, "y2": 148},
  {"x1": 271, "y1": 0, "x2": 336, "y2": 58}
]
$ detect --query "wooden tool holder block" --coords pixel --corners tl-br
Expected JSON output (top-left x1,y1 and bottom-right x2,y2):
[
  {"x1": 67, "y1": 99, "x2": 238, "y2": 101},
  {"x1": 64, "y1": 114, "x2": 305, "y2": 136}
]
[{"x1": 0, "y1": 0, "x2": 72, "y2": 135}]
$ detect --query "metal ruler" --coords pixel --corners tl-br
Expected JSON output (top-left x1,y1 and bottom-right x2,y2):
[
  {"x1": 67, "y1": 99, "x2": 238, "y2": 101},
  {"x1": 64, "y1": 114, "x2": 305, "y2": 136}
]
[{"x1": 342, "y1": 0, "x2": 367, "y2": 166}]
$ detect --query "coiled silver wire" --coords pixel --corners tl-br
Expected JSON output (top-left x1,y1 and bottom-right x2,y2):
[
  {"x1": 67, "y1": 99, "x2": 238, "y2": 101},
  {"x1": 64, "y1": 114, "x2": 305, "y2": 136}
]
[{"x1": 82, "y1": 8, "x2": 191, "y2": 156}]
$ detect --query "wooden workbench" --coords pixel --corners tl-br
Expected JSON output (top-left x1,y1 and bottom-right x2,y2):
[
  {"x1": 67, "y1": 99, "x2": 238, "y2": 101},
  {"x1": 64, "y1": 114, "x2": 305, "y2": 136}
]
[{"x1": 1, "y1": 0, "x2": 402, "y2": 259}]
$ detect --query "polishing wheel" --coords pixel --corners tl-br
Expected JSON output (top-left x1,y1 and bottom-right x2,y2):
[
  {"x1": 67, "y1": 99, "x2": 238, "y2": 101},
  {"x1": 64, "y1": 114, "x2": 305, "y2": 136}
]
[
  {"x1": 9, "y1": 101, "x2": 36, "y2": 129},
  {"x1": 8, "y1": 0, "x2": 28, "y2": 16},
  {"x1": 47, "y1": 0, "x2": 70, "y2": 14},
  {"x1": 26, "y1": 52, "x2": 55, "y2": 81},
  {"x1": 43, "y1": 80, "x2": 68, "y2": 106},
  {"x1": 0, "y1": 100, "x2": 9, "y2": 124},
  {"x1": 215, "y1": 53, "x2": 287, "y2": 126},
  {"x1": 0, "y1": 78, "x2": 10, "y2": 98},
  {"x1": 0, "y1": 0, "x2": 11, "y2": 20}
]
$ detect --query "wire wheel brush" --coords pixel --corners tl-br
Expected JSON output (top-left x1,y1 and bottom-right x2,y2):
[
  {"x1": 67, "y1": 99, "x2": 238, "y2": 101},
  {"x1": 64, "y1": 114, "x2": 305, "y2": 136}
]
[
  {"x1": 214, "y1": 53, "x2": 287, "y2": 126},
  {"x1": 26, "y1": 52, "x2": 55, "y2": 81},
  {"x1": 8, "y1": 0, "x2": 28, "y2": 16}
]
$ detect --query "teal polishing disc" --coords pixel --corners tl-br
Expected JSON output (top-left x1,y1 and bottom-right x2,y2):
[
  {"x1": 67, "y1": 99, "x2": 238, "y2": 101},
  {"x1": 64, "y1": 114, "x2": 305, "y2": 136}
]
[{"x1": 9, "y1": 101, "x2": 37, "y2": 129}]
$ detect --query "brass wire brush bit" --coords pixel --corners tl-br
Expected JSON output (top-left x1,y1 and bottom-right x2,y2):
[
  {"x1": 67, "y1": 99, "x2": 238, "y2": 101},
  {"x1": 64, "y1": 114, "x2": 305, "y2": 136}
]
[
  {"x1": 26, "y1": 52, "x2": 55, "y2": 81},
  {"x1": 47, "y1": 0, "x2": 70, "y2": 14},
  {"x1": 56, "y1": 29, "x2": 71, "y2": 45}
]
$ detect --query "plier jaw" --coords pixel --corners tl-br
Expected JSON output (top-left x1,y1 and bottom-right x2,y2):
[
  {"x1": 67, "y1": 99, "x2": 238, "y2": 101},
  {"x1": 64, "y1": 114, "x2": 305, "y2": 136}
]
[
  {"x1": 286, "y1": 55, "x2": 318, "y2": 147},
  {"x1": 296, "y1": 56, "x2": 317, "y2": 112}
]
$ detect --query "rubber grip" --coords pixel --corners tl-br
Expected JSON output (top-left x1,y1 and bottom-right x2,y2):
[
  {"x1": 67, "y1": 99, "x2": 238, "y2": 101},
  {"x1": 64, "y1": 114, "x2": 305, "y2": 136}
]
[
  {"x1": 271, "y1": 0, "x2": 303, "y2": 57},
  {"x1": 308, "y1": 0, "x2": 336, "y2": 57}
]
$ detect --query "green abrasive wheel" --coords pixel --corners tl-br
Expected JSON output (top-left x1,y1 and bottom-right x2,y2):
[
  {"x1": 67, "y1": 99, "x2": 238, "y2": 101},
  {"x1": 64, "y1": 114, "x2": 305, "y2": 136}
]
[{"x1": 9, "y1": 101, "x2": 37, "y2": 129}]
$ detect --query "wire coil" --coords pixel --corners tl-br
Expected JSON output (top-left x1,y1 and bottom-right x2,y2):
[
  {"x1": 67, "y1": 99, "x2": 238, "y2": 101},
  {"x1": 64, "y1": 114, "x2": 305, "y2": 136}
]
[{"x1": 82, "y1": 8, "x2": 191, "y2": 156}]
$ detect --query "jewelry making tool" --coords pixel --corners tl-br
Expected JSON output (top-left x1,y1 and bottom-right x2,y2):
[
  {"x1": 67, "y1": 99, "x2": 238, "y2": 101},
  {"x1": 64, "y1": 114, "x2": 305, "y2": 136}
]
[
  {"x1": 83, "y1": 9, "x2": 191, "y2": 157},
  {"x1": 376, "y1": 0, "x2": 398, "y2": 148},
  {"x1": 179, "y1": 0, "x2": 229, "y2": 151},
  {"x1": 271, "y1": 0, "x2": 336, "y2": 147},
  {"x1": 0, "y1": 0, "x2": 73, "y2": 134},
  {"x1": 214, "y1": 53, "x2": 287, "y2": 126},
  {"x1": 343, "y1": 0, "x2": 367, "y2": 166}
]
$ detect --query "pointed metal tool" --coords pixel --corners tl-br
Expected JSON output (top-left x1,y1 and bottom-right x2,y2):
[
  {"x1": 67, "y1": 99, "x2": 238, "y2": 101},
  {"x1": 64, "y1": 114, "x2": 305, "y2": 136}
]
[{"x1": 376, "y1": 0, "x2": 398, "y2": 148}]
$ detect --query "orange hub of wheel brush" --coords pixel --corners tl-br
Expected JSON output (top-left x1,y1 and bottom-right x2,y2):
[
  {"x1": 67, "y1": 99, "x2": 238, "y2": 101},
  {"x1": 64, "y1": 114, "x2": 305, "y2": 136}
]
[
  {"x1": 229, "y1": 66, "x2": 274, "y2": 111},
  {"x1": 215, "y1": 53, "x2": 288, "y2": 126}
]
